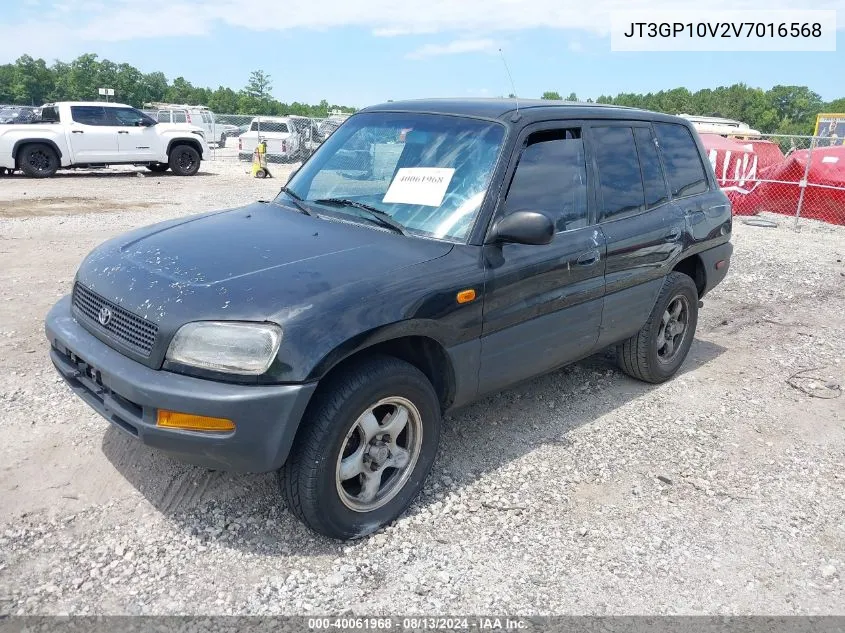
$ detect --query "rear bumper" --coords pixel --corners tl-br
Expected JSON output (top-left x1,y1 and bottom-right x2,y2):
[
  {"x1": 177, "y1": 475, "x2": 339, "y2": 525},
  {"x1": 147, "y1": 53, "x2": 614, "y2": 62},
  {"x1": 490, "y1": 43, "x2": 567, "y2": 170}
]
[
  {"x1": 699, "y1": 241, "x2": 733, "y2": 297},
  {"x1": 45, "y1": 295, "x2": 317, "y2": 472}
]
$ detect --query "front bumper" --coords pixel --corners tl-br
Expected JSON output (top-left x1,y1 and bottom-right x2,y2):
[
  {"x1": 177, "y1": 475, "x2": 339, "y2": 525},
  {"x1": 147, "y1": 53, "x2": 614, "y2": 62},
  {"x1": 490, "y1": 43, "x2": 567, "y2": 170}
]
[{"x1": 45, "y1": 296, "x2": 317, "y2": 472}]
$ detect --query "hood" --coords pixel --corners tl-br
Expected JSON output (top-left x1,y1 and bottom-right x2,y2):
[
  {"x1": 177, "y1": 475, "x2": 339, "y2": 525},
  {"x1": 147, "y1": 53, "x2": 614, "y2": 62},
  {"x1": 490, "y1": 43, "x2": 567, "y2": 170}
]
[{"x1": 75, "y1": 201, "x2": 453, "y2": 329}]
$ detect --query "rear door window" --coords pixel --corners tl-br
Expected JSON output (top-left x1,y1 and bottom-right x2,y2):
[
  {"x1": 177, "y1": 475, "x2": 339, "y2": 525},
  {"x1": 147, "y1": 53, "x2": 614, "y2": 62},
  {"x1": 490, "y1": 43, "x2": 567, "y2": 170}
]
[
  {"x1": 592, "y1": 126, "x2": 646, "y2": 221},
  {"x1": 633, "y1": 127, "x2": 670, "y2": 209},
  {"x1": 70, "y1": 106, "x2": 109, "y2": 126},
  {"x1": 653, "y1": 123, "x2": 709, "y2": 198},
  {"x1": 172, "y1": 111, "x2": 187, "y2": 123},
  {"x1": 157, "y1": 111, "x2": 171, "y2": 123}
]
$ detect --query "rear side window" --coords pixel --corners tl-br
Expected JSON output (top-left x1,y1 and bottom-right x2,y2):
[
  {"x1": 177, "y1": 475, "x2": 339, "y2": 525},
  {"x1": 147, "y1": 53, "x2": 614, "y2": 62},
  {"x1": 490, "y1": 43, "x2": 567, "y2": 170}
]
[
  {"x1": 40, "y1": 106, "x2": 60, "y2": 123},
  {"x1": 71, "y1": 106, "x2": 108, "y2": 126},
  {"x1": 503, "y1": 128, "x2": 588, "y2": 233},
  {"x1": 633, "y1": 127, "x2": 670, "y2": 209},
  {"x1": 172, "y1": 111, "x2": 187, "y2": 123},
  {"x1": 654, "y1": 123, "x2": 709, "y2": 198},
  {"x1": 592, "y1": 126, "x2": 645, "y2": 221},
  {"x1": 157, "y1": 111, "x2": 171, "y2": 123}
]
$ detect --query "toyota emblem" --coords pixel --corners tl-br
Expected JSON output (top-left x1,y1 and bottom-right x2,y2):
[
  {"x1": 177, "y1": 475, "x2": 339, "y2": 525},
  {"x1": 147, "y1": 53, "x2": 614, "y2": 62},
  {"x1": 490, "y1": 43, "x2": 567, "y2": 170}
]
[{"x1": 98, "y1": 306, "x2": 113, "y2": 326}]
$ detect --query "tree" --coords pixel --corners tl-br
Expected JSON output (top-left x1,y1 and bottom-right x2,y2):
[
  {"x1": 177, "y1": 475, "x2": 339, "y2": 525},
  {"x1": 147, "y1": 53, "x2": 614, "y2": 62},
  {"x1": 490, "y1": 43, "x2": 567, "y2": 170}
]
[
  {"x1": 11, "y1": 55, "x2": 54, "y2": 105},
  {"x1": 566, "y1": 92, "x2": 578, "y2": 102},
  {"x1": 766, "y1": 85, "x2": 824, "y2": 128},
  {"x1": 245, "y1": 70, "x2": 272, "y2": 100},
  {"x1": 541, "y1": 91, "x2": 562, "y2": 100}
]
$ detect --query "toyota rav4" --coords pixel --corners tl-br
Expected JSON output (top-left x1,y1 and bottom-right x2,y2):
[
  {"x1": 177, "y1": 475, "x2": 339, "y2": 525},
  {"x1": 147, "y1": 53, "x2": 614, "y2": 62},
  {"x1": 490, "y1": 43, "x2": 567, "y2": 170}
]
[{"x1": 45, "y1": 98, "x2": 733, "y2": 540}]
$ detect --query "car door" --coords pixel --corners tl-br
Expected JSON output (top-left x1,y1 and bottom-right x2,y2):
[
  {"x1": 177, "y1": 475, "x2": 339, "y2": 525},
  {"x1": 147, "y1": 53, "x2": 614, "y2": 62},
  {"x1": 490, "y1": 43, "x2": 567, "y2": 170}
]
[
  {"x1": 587, "y1": 121, "x2": 686, "y2": 348},
  {"x1": 67, "y1": 106, "x2": 119, "y2": 162},
  {"x1": 109, "y1": 107, "x2": 158, "y2": 161},
  {"x1": 478, "y1": 122, "x2": 607, "y2": 395}
]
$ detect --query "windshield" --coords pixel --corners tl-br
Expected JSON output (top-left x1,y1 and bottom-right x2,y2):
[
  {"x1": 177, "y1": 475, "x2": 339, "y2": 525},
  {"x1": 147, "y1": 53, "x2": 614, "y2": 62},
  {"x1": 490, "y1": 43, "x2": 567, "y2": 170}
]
[{"x1": 279, "y1": 112, "x2": 506, "y2": 242}]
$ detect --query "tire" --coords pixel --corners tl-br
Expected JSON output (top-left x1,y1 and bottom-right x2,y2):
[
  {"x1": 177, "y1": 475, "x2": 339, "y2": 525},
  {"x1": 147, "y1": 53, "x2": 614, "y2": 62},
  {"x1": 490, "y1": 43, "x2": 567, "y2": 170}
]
[
  {"x1": 280, "y1": 355, "x2": 441, "y2": 540},
  {"x1": 217, "y1": 136, "x2": 226, "y2": 148},
  {"x1": 617, "y1": 272, "x2": 699, "y2": 384},
  {"x1": 255, "y1": 168, "x2": 267, "y2": 179},
  {"x1": 146, "y1": 163, "x2": 169, "y2": 173},
  {"x1": 18, "y1": 143, "x2": 59, "y2": 178},
  {"x1": 168, "y1": 144, "x2": 201, "y2": 176}
]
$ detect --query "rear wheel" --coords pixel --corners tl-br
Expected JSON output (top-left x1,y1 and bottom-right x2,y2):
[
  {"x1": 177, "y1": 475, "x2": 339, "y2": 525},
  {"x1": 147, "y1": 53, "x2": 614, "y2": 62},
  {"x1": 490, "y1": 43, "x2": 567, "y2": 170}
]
[
  {"x1": 279, "y1": 356, "x2": 441, "y2": 540},
  {"x1": 617, "y1": 272, "x2": 699, "y2": 384},
  {"x1": 217, "y1": 135, "x2": 226, "y2": 148},
  {"x1": 168, "y1": 144, "x2": 201, "y2": 176},
  {"x1": 18, "y1": 143, "x2": 59, "y2": 178},
  {"x1": 146, "y1": 163, "x2": 169, "y2": 173}
]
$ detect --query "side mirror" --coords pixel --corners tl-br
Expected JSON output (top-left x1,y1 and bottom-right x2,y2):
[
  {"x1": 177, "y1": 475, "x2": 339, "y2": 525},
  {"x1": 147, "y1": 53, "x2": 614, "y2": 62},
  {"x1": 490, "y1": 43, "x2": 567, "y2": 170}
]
[{"x1": 488, "y1": 210, "x2": 555, "y2": 246}]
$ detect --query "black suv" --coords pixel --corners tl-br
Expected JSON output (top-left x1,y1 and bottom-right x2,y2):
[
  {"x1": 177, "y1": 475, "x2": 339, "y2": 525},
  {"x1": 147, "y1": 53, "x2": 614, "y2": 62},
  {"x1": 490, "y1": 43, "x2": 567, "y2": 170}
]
[{"x1": 45, "y1": 99, "x2": 732, "y2": 540}]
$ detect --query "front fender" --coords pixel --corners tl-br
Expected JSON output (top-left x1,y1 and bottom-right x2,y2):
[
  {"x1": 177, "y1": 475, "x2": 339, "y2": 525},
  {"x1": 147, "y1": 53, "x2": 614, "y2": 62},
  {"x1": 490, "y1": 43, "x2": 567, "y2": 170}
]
[{"x1": 306, "y1": 319, "x2": 451, "y2": 381}]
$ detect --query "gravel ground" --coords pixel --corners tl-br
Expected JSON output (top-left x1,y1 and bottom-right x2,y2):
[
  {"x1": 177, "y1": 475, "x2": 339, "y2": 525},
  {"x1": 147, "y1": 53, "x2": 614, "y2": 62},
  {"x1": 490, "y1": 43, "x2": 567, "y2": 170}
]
[{"x1": 0, "y1": 158, "x2": 843, "y2": 616}]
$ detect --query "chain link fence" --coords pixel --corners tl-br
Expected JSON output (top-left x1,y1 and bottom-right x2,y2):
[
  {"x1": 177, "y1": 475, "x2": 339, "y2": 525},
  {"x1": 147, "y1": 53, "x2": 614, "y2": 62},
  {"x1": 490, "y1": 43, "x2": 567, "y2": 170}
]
[
  {"x1": 203, "y1": 114, "x2": 347, "y2": 165},
  {"x1": 708, "y1": 133, "x2": 845, "y2": 228}
]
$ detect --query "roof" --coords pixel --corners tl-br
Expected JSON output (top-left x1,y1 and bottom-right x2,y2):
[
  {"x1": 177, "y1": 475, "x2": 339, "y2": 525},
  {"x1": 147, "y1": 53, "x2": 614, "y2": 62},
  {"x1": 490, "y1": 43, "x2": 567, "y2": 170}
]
[
  {"x1": 42, "y1": 101, "x2": 133, "y2": 108},
  {"x1": 358, "y1": 98, "x2": 678, "y2": 123}
]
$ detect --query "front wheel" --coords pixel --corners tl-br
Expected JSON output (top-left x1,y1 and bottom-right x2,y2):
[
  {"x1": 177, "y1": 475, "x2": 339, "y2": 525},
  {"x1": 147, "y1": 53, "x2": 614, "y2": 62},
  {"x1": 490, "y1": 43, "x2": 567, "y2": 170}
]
[
  {"x1": 168, "y1": 144, "x2": 201, "y2": 176},
  {"x1": 617, "y1": 272, "x2": 699, "y2": 384},
  {"x1": 279, "y1": 356, "x2": 441, "y2": 540},
  {"x1": 217, "y1": 136, "x2": 226, "y2": 148}
]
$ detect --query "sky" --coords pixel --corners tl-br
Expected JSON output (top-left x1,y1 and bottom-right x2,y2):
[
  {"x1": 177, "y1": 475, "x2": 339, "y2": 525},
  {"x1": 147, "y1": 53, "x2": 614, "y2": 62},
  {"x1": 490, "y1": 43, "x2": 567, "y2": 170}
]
[{"x1": 2, "y1": 0, "x2": 845, "y2": 108}]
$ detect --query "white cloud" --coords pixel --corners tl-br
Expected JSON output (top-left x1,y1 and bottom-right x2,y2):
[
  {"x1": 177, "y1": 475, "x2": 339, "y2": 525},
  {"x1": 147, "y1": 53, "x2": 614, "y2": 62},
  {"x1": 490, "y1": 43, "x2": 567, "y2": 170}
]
[
  {"x1": 568, "y1": 41, "x2": 584, "y2": 53},
  {"x1": 406, "y1": 38, "x2": 498, "y2": 60},
  {"x1": 1, "y1": 0, "x2": 844, "y2": 60}
]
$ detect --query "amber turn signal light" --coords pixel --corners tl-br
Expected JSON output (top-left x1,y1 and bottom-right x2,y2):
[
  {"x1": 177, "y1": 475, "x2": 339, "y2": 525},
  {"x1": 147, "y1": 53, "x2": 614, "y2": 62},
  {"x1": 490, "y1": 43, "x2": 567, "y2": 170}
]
[
  {"x1": 157, "y1": 410, "x2": 235, "y2": 432},
  {"x1": 456, "y1": 289, "x2": 476, "y2": 304}
]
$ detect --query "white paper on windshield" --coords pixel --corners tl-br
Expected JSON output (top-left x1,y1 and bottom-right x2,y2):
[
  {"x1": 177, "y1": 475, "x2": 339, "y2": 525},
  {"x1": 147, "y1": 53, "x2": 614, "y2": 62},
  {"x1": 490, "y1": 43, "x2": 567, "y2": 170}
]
[{"x1": 382, "y1": 168, "x2": 455, "y2": 207}]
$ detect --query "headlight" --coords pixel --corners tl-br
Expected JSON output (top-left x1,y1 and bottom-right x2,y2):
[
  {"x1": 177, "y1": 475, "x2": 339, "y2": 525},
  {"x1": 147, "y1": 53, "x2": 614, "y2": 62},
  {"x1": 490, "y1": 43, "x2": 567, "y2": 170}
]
[{"x1": 166, "y1": 322, "x2": 282, "y2": 375}]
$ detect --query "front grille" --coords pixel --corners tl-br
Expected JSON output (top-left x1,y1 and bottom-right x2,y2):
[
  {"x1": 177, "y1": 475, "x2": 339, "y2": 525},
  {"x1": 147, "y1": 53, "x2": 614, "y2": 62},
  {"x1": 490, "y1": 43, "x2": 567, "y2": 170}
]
[{"x1": 72, "y1": 283, "x2": 158, "y2": 357}]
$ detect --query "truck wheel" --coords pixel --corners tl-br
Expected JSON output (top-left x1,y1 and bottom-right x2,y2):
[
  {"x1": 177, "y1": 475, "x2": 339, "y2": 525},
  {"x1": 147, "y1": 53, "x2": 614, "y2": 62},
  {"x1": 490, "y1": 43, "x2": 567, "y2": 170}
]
[
  {"x1": 279, "y1": 355, "x2": 441, "y2": 540},
  {"x1": 168, "y1": 144, "x2": 201, "y2": 176},
  {"x1": 18, "y1": 143, "x2": 59, "y2": 178},
  {"x1": 617, "y1": 272, "x2": 699, "y2": 384},
  {"x1": 146, "y1": 163, "x2": 169, "y2": 173},
  {"x1": 217, "y1": 136, "x2": 226, "y2": 148}
]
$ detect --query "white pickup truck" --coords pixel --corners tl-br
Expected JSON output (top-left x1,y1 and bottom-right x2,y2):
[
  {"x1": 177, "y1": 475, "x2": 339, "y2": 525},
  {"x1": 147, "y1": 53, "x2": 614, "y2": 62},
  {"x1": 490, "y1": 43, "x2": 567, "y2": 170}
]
[
  {"x1": 0, "y1": 101, "x2": 210, "y2": 178},
  {"x1": 237, "y1": 116, "x2": 310, "y2": 163}
]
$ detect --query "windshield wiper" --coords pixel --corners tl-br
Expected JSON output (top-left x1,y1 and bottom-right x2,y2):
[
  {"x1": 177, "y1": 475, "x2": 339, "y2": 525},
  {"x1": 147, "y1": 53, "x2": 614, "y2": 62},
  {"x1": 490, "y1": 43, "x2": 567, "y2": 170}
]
[
  {"x1": 275, "y1": 187, "x2": 312, "y2": 215},
  {"x1": 311, "y1": 198, "x2": 407, "y2": 235}
]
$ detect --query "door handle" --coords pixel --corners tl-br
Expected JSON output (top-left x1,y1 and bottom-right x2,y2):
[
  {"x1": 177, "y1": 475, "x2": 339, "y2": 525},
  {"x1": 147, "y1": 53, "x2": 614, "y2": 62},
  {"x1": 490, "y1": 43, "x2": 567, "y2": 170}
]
[
  {"x1": 117, "y1": 130, "x2": 129, "y2": 134},
  {"x1": 665, "y1": 229, "x2": 682, "y2": 242},
  {"x1": 71, "y1": 130, "x2": 84, "y2": 134},
  {"x1": 576, "y1": 249, "x2": 600, "y2": 266}
]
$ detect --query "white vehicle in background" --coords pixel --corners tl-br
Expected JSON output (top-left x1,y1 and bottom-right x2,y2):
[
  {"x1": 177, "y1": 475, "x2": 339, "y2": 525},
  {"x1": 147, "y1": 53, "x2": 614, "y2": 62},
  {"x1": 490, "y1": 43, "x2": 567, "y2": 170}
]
[
  {"x1": 151, "y1": 104, "x2": 239, "y2": 148},
  {"x1": 0, "y1": 101, "x2": 209, "y2": 178},
  {"x1": 679, "y1": 114, "x2": 761, "y2": 138},
  {"x1": 238, "y1": 116, "x2": 307, "y2": 162}
]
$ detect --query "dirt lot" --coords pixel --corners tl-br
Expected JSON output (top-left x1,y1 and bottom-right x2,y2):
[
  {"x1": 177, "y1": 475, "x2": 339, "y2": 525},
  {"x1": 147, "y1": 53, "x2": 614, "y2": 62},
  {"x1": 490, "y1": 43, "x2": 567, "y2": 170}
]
[{"x1": 0, "y1": 158, "x2": 843, "y2": 616}]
